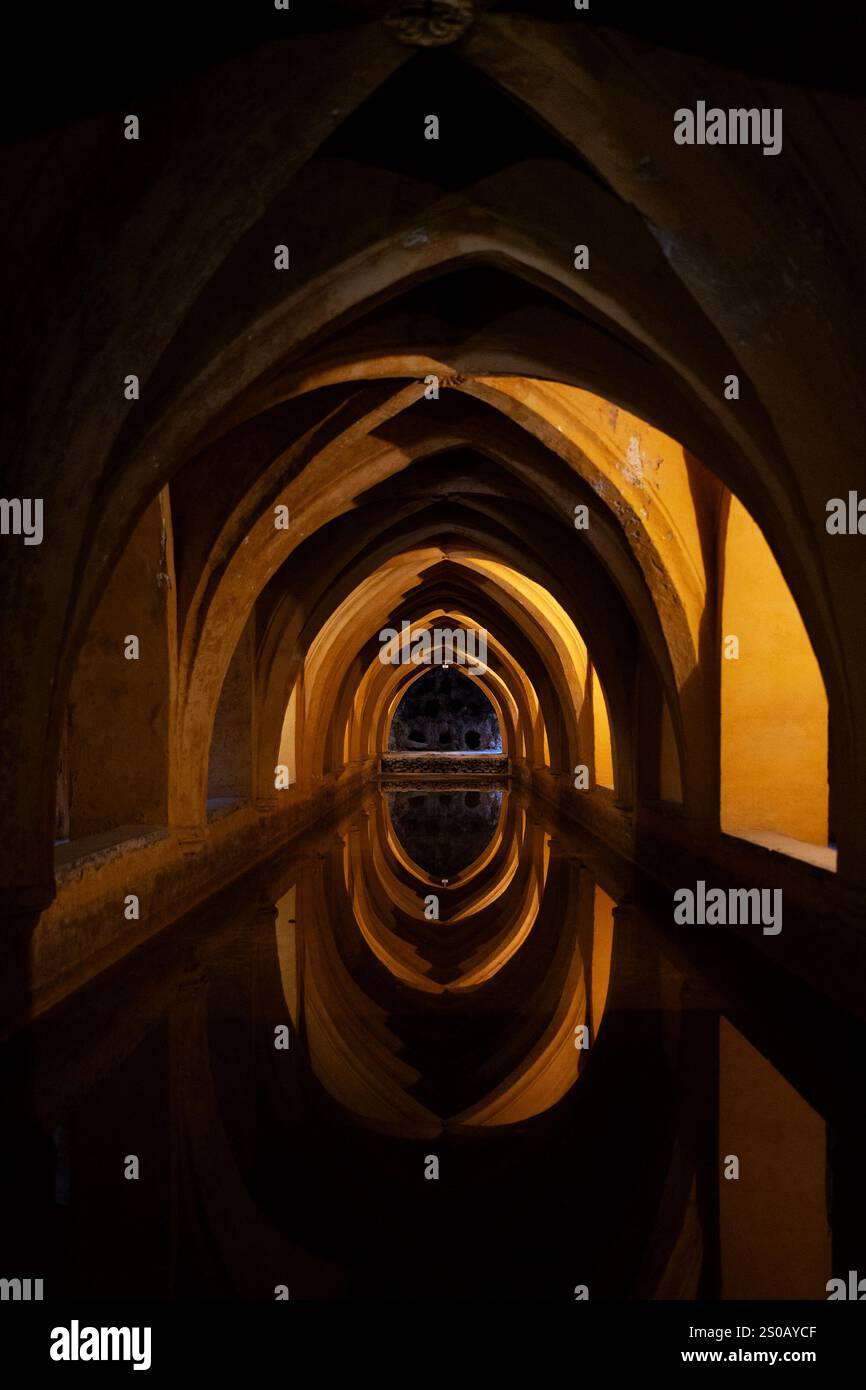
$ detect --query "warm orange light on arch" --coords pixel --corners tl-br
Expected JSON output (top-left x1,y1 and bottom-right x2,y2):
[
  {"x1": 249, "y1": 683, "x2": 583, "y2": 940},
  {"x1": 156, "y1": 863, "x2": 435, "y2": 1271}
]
[{"x1": 720, "y1": 497, "x2": 831, "y2": 865}]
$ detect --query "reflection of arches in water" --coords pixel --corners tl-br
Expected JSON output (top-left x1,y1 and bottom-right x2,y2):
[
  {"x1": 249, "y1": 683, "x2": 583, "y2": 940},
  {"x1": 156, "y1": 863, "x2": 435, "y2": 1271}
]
[
  {"x1": 389, "y1": 666, "x2": 502, "y2": 753},
  {"x1": 386, "y1": 788, "x2": 502, "y2": 878},
  {"x1": 18, "y1": 780, "x2": 840, "y2": 1303},
  {"x1": 263, "y1": 832, "x2": 667, "y2": 1298},
  {"x1": 302, "y1": 791, "x2": 614, "y2": 1128}
]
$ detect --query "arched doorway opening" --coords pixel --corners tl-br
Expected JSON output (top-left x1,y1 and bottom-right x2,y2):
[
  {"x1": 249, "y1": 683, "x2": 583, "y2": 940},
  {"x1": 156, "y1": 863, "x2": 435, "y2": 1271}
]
[{"x1": 388, "y1": 666, "x2": 502, "y2": 754}]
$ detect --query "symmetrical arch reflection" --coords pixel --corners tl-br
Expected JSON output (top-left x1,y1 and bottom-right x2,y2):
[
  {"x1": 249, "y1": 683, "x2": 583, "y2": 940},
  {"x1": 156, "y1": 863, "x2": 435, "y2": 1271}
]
[
  {"x1": 4, "y1": 3, "x2": 862, "y2": 1307},
  {"x1": 269, "y1": 786, "x2": 626, "y2": 1133}
]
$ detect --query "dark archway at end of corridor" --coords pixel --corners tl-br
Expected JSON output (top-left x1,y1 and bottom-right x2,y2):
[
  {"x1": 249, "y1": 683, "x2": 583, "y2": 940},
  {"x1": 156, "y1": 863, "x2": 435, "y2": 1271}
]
[{"x1": 388, "y1": 666, "x2": 502, "y2": 754}]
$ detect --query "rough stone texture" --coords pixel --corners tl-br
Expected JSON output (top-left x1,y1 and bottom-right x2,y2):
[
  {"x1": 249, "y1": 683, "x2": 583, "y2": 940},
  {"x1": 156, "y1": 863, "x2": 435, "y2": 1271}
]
[
  {"x1": 388, "y1": 665, "x2": 502, "y2": 751},
  {"x1": 381, "y1": 753, "x2": 508, "y2": 776}
]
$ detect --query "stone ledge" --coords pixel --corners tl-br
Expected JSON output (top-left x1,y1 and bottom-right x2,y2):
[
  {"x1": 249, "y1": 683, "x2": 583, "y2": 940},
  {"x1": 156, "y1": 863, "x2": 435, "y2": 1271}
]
[
  {"x1": 55, "y1": 825, "x2": 169, "y2": 880},
  {"x1": 206, "y1": 796, "x2": 246, "y2": 823},
  {"x1": 380, "y1": 752, "x2": 509, "y2": 776},
  {"x1": 723, "y1": 827, "x2": 837, "y2": 873}
]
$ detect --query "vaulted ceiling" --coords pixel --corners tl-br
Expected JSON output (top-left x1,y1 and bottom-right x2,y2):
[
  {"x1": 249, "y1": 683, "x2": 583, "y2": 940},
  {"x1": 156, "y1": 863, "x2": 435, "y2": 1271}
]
[{"x1": 4, "y1": 0, "x2": 866, "y2": 909}]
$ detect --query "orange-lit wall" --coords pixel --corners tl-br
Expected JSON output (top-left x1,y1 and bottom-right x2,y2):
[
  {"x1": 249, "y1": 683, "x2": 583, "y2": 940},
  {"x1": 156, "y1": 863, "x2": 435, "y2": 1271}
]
[
  {"x1": 720, "y1": 498, "x2": 828, "y2": 846},
  {"x1": 592, "y1": 665, "x2": 614, "y2": 790}
]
